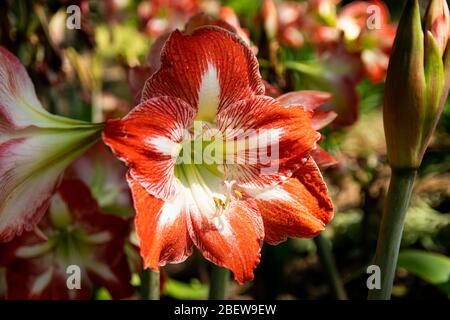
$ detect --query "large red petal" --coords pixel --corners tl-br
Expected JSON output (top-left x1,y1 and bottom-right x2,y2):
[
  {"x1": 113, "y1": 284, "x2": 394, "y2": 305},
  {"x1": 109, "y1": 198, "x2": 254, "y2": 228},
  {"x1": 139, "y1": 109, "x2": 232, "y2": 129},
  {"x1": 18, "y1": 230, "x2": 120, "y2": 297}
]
[
  {"x1": 216, "y1": 95, "x2": 320, "y2": 189},
  {"x1": 141, "y1": 27, "x2": 264, "y2": 118},
  {"x1": 188, "y1": 200, "x2": 264, "y2": 284},
  {"x1": 103, "y1": 96, "x2": 196, "y2": 200},
  {"x1": 128, "y1": 176, "x2": 193, "y2": 271},
  {"x1": 248, "y1": 157, "x2": 333, "y2": 244}
]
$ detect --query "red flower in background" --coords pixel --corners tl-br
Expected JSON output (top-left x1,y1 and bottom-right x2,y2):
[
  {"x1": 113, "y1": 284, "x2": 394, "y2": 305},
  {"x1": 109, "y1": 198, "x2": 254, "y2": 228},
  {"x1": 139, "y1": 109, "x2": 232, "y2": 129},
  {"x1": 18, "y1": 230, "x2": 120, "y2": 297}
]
[
  {"x1": 0, "y1": 179, "x2": 133, "y2": 300},
  {"x1": 262, "y1": 0, "x2": 307, "y2": 48},
  {"x1": 307, "y1": 0, "x2": 396, "y2": 83},
  {"x1": 138, "y1": 0, "x2": 201, "y2": 37},
  {"x1": 317, "y1": 42, "x2": 364, "y2": 126},
  {"x1": 337, "y1": 0, "x2": 396, "y2": 83},
  {"x1": 259, "y1": 1, "x2": 395, "y2": 128},
  {"x1": 104, "y1": 27, "x2": 333, "y2": 283}
]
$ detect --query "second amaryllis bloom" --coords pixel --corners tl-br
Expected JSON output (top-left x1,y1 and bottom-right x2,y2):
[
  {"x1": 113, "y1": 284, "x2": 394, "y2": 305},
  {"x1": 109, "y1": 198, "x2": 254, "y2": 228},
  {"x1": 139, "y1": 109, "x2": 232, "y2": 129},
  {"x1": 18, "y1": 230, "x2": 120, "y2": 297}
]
[
  {"x1": 103, "y1": 27, "x2": 334, "y2": 283},
  {"x1": 0, "y1": 48, "x2": 103, "y2": 242}
]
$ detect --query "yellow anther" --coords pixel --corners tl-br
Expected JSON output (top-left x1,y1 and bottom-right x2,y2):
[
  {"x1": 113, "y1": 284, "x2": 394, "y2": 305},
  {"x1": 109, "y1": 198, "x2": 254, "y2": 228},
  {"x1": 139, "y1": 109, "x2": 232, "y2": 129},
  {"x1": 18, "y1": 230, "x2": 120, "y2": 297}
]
[{"x1": 213, "y1": 197, "x2": 226, "y2": 210}]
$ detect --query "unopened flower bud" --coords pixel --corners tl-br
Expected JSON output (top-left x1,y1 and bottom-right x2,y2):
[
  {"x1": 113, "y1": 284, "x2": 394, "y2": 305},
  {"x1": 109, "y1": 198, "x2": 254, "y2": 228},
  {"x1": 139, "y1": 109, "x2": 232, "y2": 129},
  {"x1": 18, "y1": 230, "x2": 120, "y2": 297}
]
[
  {"x1": 383, "y1": 0, "x2": 449, "y2": 169},
  {"x1": 425, "y1": 0, "x2": 450, "y2": 55}
]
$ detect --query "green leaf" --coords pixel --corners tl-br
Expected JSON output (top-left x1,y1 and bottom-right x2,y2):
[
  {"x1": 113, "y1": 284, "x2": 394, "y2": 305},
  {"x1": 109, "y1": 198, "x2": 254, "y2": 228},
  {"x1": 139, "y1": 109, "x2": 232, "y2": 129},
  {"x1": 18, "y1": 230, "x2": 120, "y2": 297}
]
[
  {"x1": 164, "y1": 278, "x2": 209, "y2": 300},
  {"x1": 95, "y1": 287, "x2": 113, "y2": 300},
  {"x1": 397, "y1": 249, "x2": 450, "y2": 287}
]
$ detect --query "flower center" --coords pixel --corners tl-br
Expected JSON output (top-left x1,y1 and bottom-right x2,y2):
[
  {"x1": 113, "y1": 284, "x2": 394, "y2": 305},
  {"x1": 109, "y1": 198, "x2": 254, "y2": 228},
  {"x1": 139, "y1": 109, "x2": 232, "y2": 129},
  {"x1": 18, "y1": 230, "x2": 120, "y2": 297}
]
[
  {"x1": 174, "y1": 161, "x2": 240, "y2": 219},
  {"x1": 173, "y1": 121, "x2": 246, "y2": 218}
]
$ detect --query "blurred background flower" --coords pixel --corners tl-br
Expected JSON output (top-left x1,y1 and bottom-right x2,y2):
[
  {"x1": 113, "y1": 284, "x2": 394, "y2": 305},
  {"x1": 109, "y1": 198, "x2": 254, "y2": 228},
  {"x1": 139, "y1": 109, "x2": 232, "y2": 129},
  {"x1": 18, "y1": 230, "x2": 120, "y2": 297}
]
[{"x1": 0, "y1": 178, "x2": 134, "y2": 299}]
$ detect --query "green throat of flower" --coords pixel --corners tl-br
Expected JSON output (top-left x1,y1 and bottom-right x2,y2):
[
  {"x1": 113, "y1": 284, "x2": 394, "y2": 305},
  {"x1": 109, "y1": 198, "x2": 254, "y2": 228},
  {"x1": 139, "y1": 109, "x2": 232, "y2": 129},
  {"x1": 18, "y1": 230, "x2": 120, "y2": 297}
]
[{"x1": 174, "y1": 139, "x2": 241, "y2": 218}]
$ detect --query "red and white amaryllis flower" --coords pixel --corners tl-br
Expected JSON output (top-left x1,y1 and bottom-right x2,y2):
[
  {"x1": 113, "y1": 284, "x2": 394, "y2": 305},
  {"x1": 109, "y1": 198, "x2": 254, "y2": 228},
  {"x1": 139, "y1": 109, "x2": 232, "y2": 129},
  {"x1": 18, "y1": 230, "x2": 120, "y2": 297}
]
[
  {"x1": 0, "y1": 179, "x2": 133, "y2": 299},
  {"x1": 0, "y1": 48, "x2": 103, "y2": 242},
  {"x1": 103, "y1": 27, "x2": 333, "y2": 283}
]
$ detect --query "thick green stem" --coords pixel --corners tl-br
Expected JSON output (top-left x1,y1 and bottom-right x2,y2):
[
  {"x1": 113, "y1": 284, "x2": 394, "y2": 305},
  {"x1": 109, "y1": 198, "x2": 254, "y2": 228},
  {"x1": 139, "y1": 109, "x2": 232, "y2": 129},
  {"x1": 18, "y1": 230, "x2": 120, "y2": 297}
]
[
  {"x1": 141, "y1": 269, "x2": 160, "y2": 300},
  {"x1": 208, "y1": 264, "x2": 229, "y2": 300},
  {"x1": 314, "y1": 234, "x2": 348, "y2": 300},
  {"x1": 368, "y1": 168, "x2": 417, "y2": 300}
]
